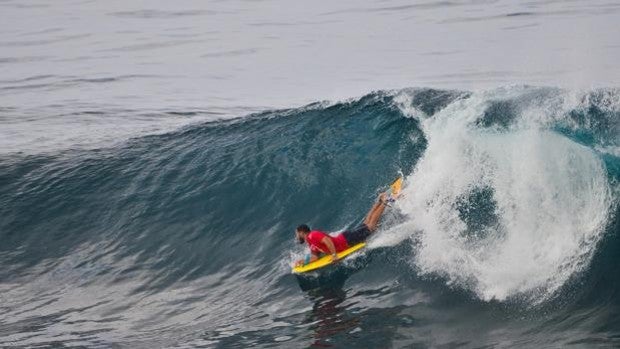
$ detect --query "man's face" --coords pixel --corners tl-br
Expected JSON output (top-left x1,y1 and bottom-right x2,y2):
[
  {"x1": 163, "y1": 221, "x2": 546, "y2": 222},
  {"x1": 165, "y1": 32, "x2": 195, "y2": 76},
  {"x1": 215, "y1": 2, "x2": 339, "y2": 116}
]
[{"x1": 296, "y1": 230, "x2": 305, "y2": 244}]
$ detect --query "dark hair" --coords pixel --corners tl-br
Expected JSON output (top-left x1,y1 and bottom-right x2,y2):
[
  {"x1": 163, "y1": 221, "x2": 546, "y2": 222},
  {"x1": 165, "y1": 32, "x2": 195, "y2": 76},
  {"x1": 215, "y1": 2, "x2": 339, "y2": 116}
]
[{"x1": 296, "y1": 224, "x2": 310, "y2": 233}]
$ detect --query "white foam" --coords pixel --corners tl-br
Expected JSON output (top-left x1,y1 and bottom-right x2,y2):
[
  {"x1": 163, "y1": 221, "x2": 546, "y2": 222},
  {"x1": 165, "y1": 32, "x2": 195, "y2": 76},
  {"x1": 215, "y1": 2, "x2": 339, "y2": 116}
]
[
  {"x1": 390, "y1": 90, "x2": 429, "y2": 121},
  {"x1": 390, "y1": 88, "x2": 613, "y2": 302}
]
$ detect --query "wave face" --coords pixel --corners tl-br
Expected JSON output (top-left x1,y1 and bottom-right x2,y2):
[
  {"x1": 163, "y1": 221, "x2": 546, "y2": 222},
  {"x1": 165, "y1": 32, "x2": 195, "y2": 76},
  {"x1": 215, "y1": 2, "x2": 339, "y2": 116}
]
[{"x1": 1, "y1": 86, "x2": 620, "y2": 348}]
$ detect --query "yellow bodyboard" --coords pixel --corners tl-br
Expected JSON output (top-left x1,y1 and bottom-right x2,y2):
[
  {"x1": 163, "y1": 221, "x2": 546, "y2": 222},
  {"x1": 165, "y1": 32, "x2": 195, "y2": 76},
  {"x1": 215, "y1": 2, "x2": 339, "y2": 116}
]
[
  {"x1": 390, "y1": 176, "x2": 403, "y2": 197},
  {"x1": 292, "y1": 242, "x2": 366, "y2": 273},
  {"x1": 292, "y1": 176, "x2": 403, "y2": 274}
]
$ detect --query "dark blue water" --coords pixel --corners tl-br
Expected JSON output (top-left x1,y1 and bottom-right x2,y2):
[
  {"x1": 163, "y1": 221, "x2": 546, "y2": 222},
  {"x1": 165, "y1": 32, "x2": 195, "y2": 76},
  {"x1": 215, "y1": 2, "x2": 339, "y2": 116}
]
[{"x1": 1, "y1": 86, "x2": 620, "y2": 348}]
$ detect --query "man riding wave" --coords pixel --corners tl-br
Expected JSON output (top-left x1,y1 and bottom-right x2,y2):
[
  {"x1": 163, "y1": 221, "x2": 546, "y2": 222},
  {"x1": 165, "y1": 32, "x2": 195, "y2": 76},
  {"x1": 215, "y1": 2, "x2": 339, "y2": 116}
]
[{"x1": 294, "y1": 192, "x2": 391, "y2": 267}]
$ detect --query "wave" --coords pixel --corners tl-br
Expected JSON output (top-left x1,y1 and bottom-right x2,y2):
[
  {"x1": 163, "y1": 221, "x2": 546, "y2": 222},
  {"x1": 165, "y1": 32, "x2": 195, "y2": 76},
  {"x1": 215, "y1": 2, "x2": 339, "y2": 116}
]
[{"x1": 1, "y1": 85, "x2": 619, "y2": 347}]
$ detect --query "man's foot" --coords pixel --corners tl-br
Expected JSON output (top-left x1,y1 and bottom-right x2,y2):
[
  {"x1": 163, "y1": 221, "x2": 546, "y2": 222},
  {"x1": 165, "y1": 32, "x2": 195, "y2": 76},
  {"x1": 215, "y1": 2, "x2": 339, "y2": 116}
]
[{"x1": 379, "y1": 192, "x2": 392, "y2": 205}]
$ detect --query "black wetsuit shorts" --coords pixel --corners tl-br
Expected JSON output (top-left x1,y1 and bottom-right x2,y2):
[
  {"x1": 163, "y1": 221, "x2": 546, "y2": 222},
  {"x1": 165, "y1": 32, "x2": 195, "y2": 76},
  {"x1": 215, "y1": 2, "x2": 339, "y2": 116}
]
[{"x1": 342, "y1": 224, "x2": 372, "y2": 246}]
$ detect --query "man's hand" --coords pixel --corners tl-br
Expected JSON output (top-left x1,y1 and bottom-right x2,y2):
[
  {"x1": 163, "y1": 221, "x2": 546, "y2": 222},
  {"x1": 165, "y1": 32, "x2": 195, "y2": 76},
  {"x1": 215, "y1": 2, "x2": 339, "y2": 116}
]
[
  {"x1": 294, "y1": 259, "x2": 304, "y2": 267},
  {"x1": 331, "y1": 253, "x2": 340, "y2": 263},
  {"x1": 379, "y1": 192, "x2": 388, "y2": 202},
  {"x1": 321, "y1": 237, "x2": 339, "y2": 264}
]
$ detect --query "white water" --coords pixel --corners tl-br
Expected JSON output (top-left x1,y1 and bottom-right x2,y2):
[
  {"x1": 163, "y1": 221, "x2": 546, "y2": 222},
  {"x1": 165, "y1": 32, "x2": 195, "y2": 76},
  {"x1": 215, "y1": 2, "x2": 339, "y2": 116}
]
[{"x1": 377, "y1": 88, "x2": 613, "y2": 302}]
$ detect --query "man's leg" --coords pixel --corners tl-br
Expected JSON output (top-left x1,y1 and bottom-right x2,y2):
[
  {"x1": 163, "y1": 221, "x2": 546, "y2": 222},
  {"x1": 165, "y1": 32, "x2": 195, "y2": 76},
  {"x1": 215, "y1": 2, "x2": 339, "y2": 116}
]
[{"x1": 363, "y1": 194, "x2": 388, "y2": 231}]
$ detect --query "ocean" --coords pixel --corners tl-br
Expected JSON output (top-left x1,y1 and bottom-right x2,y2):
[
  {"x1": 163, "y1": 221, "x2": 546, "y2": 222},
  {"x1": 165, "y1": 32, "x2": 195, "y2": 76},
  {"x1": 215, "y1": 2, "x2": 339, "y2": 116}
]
[{"x1": 1, "y1": 1, "x2": 620, "y2": 348}]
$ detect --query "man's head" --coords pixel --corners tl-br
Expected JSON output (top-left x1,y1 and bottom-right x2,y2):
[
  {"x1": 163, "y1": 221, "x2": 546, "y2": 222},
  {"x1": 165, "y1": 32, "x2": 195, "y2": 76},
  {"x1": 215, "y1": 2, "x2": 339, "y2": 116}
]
[{"x1": 295, "y1": 224, "x2": 311, "y2": 244}]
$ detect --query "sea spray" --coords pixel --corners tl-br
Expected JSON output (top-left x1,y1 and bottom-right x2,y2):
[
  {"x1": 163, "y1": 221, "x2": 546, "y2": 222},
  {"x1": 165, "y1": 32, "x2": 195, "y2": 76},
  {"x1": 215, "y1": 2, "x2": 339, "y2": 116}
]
[{"x1": 392, "y1": 88, "x2": 613, "y2": 302}]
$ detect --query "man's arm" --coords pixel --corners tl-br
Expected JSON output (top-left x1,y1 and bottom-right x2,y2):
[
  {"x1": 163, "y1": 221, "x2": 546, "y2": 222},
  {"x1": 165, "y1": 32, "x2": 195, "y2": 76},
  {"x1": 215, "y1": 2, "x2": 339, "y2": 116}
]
[
  {"x1": 321, "y1": 237, "x2": 339, "y2": 262},
  {"x1": 295, "y1": 252, "x2": 320, "y2": 267}
]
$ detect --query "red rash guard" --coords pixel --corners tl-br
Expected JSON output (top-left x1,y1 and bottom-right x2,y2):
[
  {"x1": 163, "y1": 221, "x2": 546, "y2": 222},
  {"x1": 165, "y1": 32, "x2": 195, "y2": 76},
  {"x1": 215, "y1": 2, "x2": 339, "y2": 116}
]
[{"x1": 306, "y1": 230, "x2": 349, "y2": 255}]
